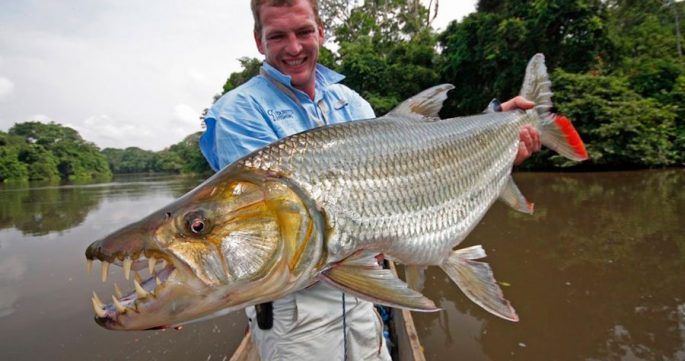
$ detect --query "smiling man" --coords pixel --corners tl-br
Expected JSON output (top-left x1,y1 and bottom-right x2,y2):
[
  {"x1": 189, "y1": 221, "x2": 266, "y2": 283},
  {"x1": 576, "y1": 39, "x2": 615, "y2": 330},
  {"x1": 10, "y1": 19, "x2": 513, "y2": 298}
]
[
  {"x1": 254, "y1": 0, "x2": 323, "y2": 99},
  {"x1": 201, "y1": 1, "x2": 391, "y2": 359},
  {"x1": 199, "y1": 0, "x2": 539, "y2": 360}
]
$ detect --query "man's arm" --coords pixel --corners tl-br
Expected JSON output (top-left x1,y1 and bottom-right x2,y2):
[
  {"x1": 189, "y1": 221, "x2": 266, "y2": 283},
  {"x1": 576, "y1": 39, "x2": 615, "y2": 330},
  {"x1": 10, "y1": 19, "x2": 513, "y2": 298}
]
[{"x1": 501, "y1": 96, "x2": 541, "y2": 165}]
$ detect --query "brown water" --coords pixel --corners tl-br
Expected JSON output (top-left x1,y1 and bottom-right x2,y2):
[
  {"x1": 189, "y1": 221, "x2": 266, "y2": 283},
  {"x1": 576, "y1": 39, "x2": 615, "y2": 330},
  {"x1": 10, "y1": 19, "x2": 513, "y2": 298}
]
[{"x1": 0, "y1": 171, "x2": 683, "y2": 360}]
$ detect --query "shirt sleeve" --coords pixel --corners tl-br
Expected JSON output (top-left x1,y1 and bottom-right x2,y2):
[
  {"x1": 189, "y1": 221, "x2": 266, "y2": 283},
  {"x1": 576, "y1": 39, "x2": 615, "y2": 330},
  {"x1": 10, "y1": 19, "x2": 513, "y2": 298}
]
[{"x1": 199, "y1": 94, "x2": 277, "y2": 172}]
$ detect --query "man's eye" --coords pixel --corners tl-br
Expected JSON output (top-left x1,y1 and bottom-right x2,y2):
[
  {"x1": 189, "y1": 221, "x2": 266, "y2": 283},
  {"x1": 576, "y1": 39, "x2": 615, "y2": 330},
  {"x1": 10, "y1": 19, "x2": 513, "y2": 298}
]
[
  {"x1": 267, "y1": 34, "x2": 284, "y2": 41},
  {"x1": 297, "y1": 30, "x2": 314, "y2": 37}
]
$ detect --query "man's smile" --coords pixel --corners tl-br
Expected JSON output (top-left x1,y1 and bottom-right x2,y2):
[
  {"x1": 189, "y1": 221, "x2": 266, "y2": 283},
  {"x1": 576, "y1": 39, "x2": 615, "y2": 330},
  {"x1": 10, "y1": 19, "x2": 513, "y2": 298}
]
[{"x1": 284, "y1": 58, "x2": 306, "y2": 66}]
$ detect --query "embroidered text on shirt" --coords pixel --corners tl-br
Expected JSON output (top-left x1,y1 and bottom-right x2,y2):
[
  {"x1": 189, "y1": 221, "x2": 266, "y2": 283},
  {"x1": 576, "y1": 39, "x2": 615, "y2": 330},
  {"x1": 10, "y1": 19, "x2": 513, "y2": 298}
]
[{"x1": 267, "y1": 109, "x2": 295, "y2": 122}]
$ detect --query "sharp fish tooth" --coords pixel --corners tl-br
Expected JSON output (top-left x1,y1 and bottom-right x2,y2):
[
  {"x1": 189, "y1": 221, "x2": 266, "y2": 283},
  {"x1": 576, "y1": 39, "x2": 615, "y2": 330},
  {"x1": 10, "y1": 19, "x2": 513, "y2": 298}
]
[
  {"x1": 123, "y1": 257, "x2": 132, "y2": 280},
  {"x1": 113, "y1": 283, "x2": 123, "y2": 299},
  {"x1": 148, "y1": 257, "x2": 156, "y2": 274},
  {"x1": 111, "y1": 295, "x2": 126, "y2": 313},
  {"x1": 155, "y1": 277, "x2": 162, "y2": 286},
  {"x1": 92, "y1": 298, "x2": 107, "y2": 318},
  {"x1": 86, "y1": 259, "x2": 93, "y2": 274},
  {"x1": 101, "y1": 262, "x2": 110, "y2": 283},
  {"x1": 92, "y1": 291, "x2": 104, "y2": 307},
  {"x1": 92, "y1": 292, "x2": 106, "y2": 318},
  {"x1": 134, "y1": 279, "x2": 148, "y2": 298},
  {"x1": 134, "y1": 272, "x2": 142, "y2": 283}
]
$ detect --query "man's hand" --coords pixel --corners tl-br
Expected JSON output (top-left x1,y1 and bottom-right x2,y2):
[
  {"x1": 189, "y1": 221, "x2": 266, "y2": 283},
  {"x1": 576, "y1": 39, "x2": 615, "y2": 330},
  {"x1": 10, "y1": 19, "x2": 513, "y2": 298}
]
[
  {"x1": 501, "y1": 96, "x2": 541, "y2": 165},
  {"x1": 501, "y1": 96, "x2": 535, "y2": 112}
]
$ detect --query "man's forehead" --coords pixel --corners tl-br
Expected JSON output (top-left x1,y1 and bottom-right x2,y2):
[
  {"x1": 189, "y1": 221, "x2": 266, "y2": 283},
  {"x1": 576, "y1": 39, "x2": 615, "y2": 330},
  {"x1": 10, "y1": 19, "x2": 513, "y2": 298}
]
[
  {"x1": 259, "y1": 0, "x2": 312, "y2": 15},
  {"x1": 259, "y1": 3, "x2": 319, "y2": 31}
]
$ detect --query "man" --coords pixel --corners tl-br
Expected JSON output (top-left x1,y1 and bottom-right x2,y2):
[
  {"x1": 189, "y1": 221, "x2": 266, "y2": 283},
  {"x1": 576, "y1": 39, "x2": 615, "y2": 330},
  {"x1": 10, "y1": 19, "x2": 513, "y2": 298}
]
[{"x1": 200, "y1": 1, "x2": 540, "y2": 360}]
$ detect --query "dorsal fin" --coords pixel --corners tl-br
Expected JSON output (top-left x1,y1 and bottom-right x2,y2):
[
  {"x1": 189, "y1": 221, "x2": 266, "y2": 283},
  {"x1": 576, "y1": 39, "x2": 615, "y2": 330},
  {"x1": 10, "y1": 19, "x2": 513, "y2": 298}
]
[
  {"x1": 519, "y1": 53, "x2": 553, "y2": 121},
  {"x1": 388, "y1": 84, "x2": 455, "y2": 120}
]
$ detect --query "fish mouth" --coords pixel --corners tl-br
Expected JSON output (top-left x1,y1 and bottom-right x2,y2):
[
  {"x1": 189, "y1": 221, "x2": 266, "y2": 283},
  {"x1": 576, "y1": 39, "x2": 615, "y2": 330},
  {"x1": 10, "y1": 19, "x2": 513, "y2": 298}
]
[{"x1": 86, "y1": 247, "x2": 181, "y2": 330}]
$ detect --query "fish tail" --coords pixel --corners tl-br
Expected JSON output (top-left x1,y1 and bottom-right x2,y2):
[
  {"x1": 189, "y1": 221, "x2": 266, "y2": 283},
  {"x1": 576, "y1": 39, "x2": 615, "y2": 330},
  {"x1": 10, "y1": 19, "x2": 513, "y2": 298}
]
[
  {"x1": 520, "y1": 54, "x2": 588, "y2": 162},
  {"x1": 440, "y1": 245, "x2": 519, "y2": 322}
]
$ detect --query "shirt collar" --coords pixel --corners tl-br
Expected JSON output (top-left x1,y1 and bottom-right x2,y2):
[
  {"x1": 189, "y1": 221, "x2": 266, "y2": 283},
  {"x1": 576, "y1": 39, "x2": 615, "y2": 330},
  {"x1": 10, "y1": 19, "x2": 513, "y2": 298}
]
[{"x1": 260, "y1": 62, "x2": 345, "y2": 100}]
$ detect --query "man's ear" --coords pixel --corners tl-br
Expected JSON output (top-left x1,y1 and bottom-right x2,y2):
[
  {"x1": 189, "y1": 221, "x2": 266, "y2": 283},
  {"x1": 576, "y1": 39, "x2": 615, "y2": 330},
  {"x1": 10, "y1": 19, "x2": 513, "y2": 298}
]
[
  {"x1": 317, "y1": 24, "x2": 325, "y2": 44},
  {"x1": 254, "y1": 31, "x2": 265, "y2": 55}
]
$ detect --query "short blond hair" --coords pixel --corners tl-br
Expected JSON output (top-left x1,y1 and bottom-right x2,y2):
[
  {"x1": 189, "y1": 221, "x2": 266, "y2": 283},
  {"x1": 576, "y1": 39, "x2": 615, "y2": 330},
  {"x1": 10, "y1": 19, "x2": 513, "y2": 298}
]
[{"x1": 251, "y1": 0, "x2": 323, "y2": 34}]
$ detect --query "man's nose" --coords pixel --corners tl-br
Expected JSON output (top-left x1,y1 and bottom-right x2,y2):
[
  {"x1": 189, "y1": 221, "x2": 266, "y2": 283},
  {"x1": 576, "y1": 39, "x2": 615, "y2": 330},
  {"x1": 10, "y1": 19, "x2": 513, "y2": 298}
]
[{"x1": 285, "y1": 33, "x2": 303, "y2": 54}]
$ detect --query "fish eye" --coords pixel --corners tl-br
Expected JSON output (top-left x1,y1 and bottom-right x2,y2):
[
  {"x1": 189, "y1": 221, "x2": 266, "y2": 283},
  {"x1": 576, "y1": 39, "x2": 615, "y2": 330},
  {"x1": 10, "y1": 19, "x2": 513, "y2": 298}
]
[
  {"x1": 190, "y1": 219, "x2": 204, "y2": 233},
  {"x1": 183, "y1": 211, "x2": 210, "y2": 236}
]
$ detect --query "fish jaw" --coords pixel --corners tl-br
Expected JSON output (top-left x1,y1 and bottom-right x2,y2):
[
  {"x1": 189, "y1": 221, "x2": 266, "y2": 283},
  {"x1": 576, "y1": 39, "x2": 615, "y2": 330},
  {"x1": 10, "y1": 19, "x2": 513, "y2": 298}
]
[{"x1": 85, "y1": 167, "x2": 326, "y2": 330}]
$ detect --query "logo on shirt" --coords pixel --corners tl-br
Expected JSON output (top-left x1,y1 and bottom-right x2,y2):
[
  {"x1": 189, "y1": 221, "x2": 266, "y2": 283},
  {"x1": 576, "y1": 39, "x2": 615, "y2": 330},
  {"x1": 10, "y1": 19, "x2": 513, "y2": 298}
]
[{"x1": 267, "y1": 109, "x2": 295, "y2": 122}]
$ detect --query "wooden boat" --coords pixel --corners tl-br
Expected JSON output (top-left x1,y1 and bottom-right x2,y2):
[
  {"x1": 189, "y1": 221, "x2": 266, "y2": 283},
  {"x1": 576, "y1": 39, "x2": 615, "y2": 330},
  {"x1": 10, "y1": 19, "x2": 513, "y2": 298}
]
[{"x1": 228, "y1": 263, "x2": 426, "y2": 361}]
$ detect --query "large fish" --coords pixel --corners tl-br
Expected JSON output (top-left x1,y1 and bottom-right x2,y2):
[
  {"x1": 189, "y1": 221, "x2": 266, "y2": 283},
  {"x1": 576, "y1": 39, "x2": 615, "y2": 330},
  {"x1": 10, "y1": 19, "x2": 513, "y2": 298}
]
[{"x1": 85, "y1": 54, "x2": 587, "y2": 330}]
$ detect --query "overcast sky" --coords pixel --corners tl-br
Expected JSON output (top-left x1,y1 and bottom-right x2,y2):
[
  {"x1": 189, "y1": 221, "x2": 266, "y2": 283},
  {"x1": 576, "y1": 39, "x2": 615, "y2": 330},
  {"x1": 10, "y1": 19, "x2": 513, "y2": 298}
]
[{"x1": 0, "y1": 0, "x2": 476, "y2": 151}]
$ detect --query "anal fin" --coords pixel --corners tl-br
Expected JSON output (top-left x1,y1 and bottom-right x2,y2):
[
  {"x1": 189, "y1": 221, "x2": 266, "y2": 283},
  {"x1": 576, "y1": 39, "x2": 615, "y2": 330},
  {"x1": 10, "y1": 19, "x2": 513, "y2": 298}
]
[
  {"x1": 499, "y1": 176, "x2": 534, "y2": 214},
  {"x1": 321, "y1": 255, "x2": 438, "y2": 312},
  {"x1": 441, "y1": 245, "x2": 519, "y2": 322}
]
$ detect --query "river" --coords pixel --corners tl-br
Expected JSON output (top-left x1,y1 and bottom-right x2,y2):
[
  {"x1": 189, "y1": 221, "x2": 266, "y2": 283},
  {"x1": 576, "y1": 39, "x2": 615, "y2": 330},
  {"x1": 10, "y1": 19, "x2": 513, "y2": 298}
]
[{"x1": 0, "y1": 170, "x2": 683, "y2": 361}]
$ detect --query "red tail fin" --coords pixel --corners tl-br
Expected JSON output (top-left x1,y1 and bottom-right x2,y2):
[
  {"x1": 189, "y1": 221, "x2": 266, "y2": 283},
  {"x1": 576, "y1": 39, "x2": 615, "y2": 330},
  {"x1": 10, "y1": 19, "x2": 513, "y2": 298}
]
[
  {"x1": 554, "y1": 115, "x2": 588, "y2": 160},
  {"x1": 539, "y1": 115, "x2": 588, "y2": 161}
]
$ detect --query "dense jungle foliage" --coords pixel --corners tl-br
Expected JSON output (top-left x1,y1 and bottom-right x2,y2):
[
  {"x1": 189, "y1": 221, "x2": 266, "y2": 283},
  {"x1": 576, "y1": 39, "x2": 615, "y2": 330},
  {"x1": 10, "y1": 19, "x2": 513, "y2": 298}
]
[
  {"x1": 0, "y1": 122, "x2": 210, "y2": 182},
  {"x1": 2, "y1": 0, "x2": 684, "y2": 182},
  {"x1": 101, "y1": 132, "x2": 210, "y2": 176},
  {"x1": 0, "y1": 122, "x2": 111, "y2": 182}
]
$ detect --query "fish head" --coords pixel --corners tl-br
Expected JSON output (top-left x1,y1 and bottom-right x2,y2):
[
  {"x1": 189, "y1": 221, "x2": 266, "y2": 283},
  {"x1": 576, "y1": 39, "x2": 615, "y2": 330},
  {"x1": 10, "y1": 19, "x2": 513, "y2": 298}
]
[{"x1": 85, "y1": 167, "x2": 325, "y2": 330}]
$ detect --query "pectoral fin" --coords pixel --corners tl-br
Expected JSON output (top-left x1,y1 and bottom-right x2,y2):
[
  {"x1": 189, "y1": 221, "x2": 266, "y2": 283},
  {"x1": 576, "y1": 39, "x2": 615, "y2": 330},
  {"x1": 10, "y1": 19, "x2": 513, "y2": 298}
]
[
  {"x1": 499, "y1": 176, "x2": 534, "y2": 214},
  {"x1": 441, "y1": 245, "x2": 519, "y2": 321},
  {"x1": 321, "y1": 256, "x2": 438, "y2": 311}
]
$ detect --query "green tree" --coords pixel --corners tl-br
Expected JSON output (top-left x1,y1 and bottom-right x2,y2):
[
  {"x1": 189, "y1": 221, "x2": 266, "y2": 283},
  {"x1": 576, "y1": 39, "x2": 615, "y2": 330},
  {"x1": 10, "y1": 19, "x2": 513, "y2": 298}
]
[
  {"x1": 168, "y1": 132, "x2": 212, "y2": 175},
  {"x1": 222, "y1": 57, "x2": 263, "y2": 94},
  {"x1": 101, "y1": 147, "x2": 158, "y2": 173},
  {"x1": 101, "y1": 148, "x2": 125, "y2": 173},
  {"x1": 440, "y1": 0, "x2": 612, "y2": 115},
  {"x1": 666, "y1": 75, "x2": 685, "y2": 164},
  {"x1": 0, "y1": 148, "x2": 28, "y2": 183},
  {"x1": 51, "y1": 142, "x2": 111, "y2": 181},
  {"x1": 0, "y1": 131, "x2": 29, "y2": 182},
  {"x1": 331, "y1": 0, "x2": 441, "y2": 113},
  {"x1": 547, "y1": 70, "x2": 676, "y2": 168},
  {"x1": 119, "y1": 147, "x2": 156, "y2": 173},
  {"x1": 17, "y1": 144, "x2": 60, "y2": 181},
  {"x1": 9, "y1": 121, "x2": 83, "y2": 145},
  {"x1": 153, "y1": 150, "x2": 184, "y2": 173},
  {"x1": 8, "y1": 122, "x2": 111, "y2": 181},
  {"x1": 606, "y1": 0, "x2": 682, "y2": 61}
]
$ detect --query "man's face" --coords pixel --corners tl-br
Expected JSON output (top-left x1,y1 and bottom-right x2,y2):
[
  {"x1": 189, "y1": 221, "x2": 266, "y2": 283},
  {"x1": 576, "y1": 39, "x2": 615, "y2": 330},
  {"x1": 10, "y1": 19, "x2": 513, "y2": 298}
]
[{"x1": 254, "y1": 0, "x2": 324, "y2": 97}]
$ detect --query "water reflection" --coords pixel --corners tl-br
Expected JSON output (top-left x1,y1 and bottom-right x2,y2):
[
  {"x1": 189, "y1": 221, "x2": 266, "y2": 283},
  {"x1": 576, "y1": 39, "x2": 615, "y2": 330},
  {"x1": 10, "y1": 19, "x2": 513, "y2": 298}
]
[
  {"x1": 414, "y1": 170, "x2": 685, "y2": 361},
  {"x1": 0, "y1": 174, "x2": 202, "y2": 236}
]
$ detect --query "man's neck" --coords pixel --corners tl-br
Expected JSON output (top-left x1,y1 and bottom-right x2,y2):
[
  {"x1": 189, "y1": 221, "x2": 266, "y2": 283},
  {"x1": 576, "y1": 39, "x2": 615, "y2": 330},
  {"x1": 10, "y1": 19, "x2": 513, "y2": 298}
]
[
  {"x1": 263, "y1": 62, "x2": 317, "y2": 101},
  {"x1": 298, "y1": 84, "x2": 315, "y2": 101}
]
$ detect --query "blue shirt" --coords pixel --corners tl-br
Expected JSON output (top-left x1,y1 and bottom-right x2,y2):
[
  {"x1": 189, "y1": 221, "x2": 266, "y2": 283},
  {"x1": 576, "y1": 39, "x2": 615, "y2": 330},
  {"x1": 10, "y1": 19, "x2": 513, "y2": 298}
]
[{"x1": 200, "y1": 63, "x2": 375, "y2": 171}]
